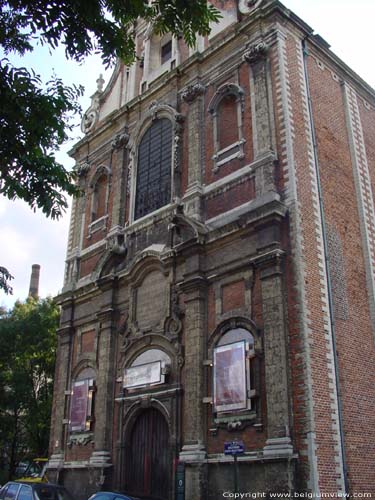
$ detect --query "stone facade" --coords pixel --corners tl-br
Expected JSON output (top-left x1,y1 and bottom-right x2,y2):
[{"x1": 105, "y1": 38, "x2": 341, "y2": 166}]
[{"x1": 49, "y1": 1, "x2": 375, "y2": 498}]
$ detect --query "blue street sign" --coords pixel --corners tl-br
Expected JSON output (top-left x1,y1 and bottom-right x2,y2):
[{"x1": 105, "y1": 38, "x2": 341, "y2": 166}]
[{"x1": 224, "y1": 441, "x2": 245, "y2": 455}]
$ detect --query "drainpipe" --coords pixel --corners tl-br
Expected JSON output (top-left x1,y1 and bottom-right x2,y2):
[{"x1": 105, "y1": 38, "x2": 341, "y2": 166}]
[{"x1": 302, "y1": 37, "x2": 349, "y2": 495}]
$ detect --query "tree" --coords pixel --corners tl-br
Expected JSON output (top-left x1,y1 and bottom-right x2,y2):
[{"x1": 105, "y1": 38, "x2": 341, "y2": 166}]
[
  {"x1": 0, "y1": 0, "x2": 220, "y2": 219},
  {"x1": 0, "y1": 0, "x2": 220, "y2": 293},
  {"x1": 0, "y1": 297, "x2": 59, "y2": 481}
]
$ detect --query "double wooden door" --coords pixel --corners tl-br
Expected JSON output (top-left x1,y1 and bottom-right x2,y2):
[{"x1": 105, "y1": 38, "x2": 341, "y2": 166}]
[{"x1": 125, "y1": 408, "x2": 170, "y2": 499}]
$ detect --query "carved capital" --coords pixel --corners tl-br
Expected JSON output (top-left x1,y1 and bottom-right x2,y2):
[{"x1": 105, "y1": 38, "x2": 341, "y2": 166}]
[
  {"x1": 181, "y1": 83, "x2": 206, "y2": 104},
  {"x1": 67, "y1": 432, "x2": 93, "y2": 448},
  {"x1": 75, "y1": 159, "x2": 90, "y2": 178},
  {"x1": 111, "y1": 132, "x2": 130, "y2": 150},
  {"x1": 243, "y1": 41, "x2": 269, "y2": 64}
]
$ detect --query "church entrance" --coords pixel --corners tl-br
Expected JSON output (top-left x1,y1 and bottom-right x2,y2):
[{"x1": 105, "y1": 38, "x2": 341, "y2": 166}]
[{"x1": 125, "y1": 408, "x2": 170, "y2": 499}]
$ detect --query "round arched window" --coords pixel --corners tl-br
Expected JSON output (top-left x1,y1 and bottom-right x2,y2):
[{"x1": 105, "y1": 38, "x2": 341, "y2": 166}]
[
  {"x1": 70, "y1": 367, "x2": 96, "y2": 432},
  {"x1": 213, "y1": 328, "x2": 255, "y2": 414},
  {"x1": 124, "y1": 349, "x2": 171, "y2": 390}
]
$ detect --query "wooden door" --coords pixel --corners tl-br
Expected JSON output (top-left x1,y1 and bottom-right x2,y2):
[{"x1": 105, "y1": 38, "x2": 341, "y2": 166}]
[{"x1": 125, "y1": 408, "x2": 170, "y2": 499}]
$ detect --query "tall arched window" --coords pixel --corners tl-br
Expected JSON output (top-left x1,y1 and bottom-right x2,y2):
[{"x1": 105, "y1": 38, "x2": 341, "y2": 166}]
[
  {"x1": 91, "y1": 174, "x2": 107, "y2": 221},
  {"x1": 217, "y1": 94, "x2": 239, "y2": 151},
  {"x1": 134, "y1": 118, "x2": 173, "y2": 220},
  {"x1": 208, "y1": 83, "x2": 245, "y2": 172},
  {"x1": 124, "y1": 349, "x2": 171, "y2": 390},
  {"x1": 69, "y1": 367, "x2": 96, "y2": 432},
  {"x1": 213, "y1": 327, "x2": 256, "y2": 414}
]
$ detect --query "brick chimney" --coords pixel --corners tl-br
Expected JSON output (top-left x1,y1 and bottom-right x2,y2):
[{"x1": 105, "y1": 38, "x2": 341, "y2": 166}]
[{"x1": 28, "y1": 264, "x2": 40, "y2": 298}]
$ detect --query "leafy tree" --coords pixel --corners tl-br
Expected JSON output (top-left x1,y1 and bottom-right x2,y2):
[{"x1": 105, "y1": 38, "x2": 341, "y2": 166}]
[
  {"x1": 0, "y1": 0, "x2": 220, "y2": 218},
  {"x1": 0, "y1": 297, "x2": 59, "y2": 481},
  {"x1": 0, "y1": 0, "x2": 220, "y2": 293},
  {"x1": 0, "y1": 266, "x2": 13, "y2": 294}
]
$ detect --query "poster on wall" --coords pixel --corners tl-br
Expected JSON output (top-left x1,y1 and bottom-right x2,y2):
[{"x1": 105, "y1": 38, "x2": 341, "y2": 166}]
[
  {"x1": 213, "y1": 341, "x2": 248, "y2": 413},
  {"x1": 70, "y1": 379, "x2": 89, "y2": 432},
  {"x1": 124, "y1": 361, "x2": 163, "y2": 389}
]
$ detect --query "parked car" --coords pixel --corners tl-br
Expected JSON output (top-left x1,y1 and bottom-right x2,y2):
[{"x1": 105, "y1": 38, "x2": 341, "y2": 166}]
[
  {"x1": 0, "y1": 481, "x2": 74, "y2": 500},
  {"x1": 15, "y1": 459, "x2": 49, "y2": 483},
  {"x1": 14, "y1": 459, "x2": 48, "y2": 481},
  {"x1": 88, "y1": 492, "x2": 138, "y2": 500}
]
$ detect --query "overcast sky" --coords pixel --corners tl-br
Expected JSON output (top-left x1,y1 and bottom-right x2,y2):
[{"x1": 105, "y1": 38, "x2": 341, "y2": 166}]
[{"x1": 1, "y1": 0, "x2": 374, "y2": 308}]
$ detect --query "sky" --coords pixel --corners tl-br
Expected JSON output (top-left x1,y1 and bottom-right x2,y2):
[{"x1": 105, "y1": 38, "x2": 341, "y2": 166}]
[{"x1": 1, "y1": 0, "x2": 374, "y2": 308}]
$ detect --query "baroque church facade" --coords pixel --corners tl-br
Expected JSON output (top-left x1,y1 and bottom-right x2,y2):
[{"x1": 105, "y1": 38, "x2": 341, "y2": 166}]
[{"x1": 48, "y1": 1, "x2": 375, "y2": 498}]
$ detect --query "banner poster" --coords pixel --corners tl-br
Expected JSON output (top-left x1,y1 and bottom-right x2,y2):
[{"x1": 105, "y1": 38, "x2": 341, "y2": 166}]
[
  {"x1": 124, "y1": 360, "x2": 162, "y2": 388},
  {"x1": 70, "y1": 379, "x2": 89, "y2": 431},
  {"x1": 213, "y1": 341, "x2": 247, "y2": 412}
]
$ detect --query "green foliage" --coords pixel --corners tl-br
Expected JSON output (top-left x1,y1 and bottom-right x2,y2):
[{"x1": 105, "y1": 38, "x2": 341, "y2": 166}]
[
  {"x1": 0, "y1": 266, "x2": 14, "y2": 294},
  {"x1": 0, "y1": 1, "x2": 220, "y2": 294},
  {"x1": 0, "y1": 0, "x2": 220, "y2": 219},
  {"x1": 0, "y1": 60, "x2": 83, "y2": 218},
  {"x1": 0, "y1": 297, "x2": 59, "y2": 479}
]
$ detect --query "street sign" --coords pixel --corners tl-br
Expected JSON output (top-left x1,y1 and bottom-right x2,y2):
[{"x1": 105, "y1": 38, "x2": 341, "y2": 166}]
[{"x1": 224, "y1": 441, "x2": 245, "y2": 456}]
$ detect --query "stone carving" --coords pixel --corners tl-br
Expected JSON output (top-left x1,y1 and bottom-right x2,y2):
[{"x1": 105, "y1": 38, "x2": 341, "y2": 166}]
[
  {"x1": 96, "y1": 74, "x2": 105, "y2": 92},
  {"x1": 238, "y1": 0, "x2": 262, "y2": 14},
  {"x1": 208, "y1": 83, "x2": 245, "y2": 115},
  {"x1": 180, "y1": 83, "x2": 206, "y2": 103},
  {"x1": 81, "y1": 109, "x2": 98, "y2": 134},
  {"x1": 149, "y1": 100, "x2": 159, "y2": 120},
  {"x1": 81, "y1": 74, "x2": 105, "y2": 134},
  {"x1": 112, "y1": 132, "x2": 130, "y2": 150},
  {"x1": 164, "y1": 287, "x2": 184, "y2": 337},
  {"x1": 243, "y1": 40, "x2": 269, "y2": 64},
  {"x1": 67, "y1": 433, "x2": 93, "y2": 448},
  {"x1": 107, "y1": 233, "x2": 127, "y2": 256},
  {"x1": 174, "y1": 114, "x2": 184, "y2": 172},
  {"x1": 75, "y1": 159, "x2": 90, "y2": 177},
  {"x1": 126, "y1": 154, "x2": 133, "y2": 195}
]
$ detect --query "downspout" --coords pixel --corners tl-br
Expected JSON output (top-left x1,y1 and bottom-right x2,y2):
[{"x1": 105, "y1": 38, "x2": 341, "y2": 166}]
[{"x1": 302, "y1": 37, "x2": 349, "y2": 494}]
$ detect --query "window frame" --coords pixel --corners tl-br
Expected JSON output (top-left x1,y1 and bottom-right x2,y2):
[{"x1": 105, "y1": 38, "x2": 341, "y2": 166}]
[
  {"x1": 87, "y1": 165, "x2": 111, "y2": 238},
  {"x1": 208, "y1": 83, "x2": 246, "y2": 172},
  {"x1": 213, "y1": 334, "x2": 256, "y2": 415},
  {"x1": 69, "y1": 369, "x2": 96, "y2": 433},
  {"x1": 131, "y1": 117, "x2": 174, "y2": 222}
]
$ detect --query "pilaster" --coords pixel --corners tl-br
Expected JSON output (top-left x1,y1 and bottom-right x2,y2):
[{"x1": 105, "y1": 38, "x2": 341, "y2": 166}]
[
  {"x1": 110, "y1": 131, "x2": 130, "y2": 229},
  {"x1": 181, "y1": 82, "x2": 206, "y2": 220},
  {"x1": 250, "y1": 250, "x2": 293, "y2": 456},
  {"x1": 244, "y1": 40, "x2": 277, "y2": 196},
  {"x1": 179, "y1": 255, "x2": 208, "y2": 499},
  {"x1": 91, "y1": 305, "x2": 116, "y2": 467},
  {"x1": 49, "y1": 324, "x2": 74, "y2": 462}
]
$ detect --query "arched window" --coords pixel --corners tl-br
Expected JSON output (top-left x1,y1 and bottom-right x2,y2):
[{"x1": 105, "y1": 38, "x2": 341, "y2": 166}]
[
  {"x1": 217, "y1": 94, "x2": 239, "y2": 151},
  {"x1": 70, "y1": 367, "x2": 96, "y2": 432},
  {"x1": 213, "y1": 327, "x2": 255, "y2": 414},
  {"x1": 208, "y1": 83, "x2": 245, "y2": 172},
  {"x1": 134, "y1": 118, "x2": 173, "y2": 220},
  {"x1": 91, "y1": 174, "x2": 107, "y2": 221},
  {"x1": 124, "y1": 349, "x2": 171, "y2": 389}
]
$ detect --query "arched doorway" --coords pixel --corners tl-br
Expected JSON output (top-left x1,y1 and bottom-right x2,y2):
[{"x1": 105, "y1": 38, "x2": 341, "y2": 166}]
[{"x1": 125, "y1": 408, "x2": 170, "y2": 499}]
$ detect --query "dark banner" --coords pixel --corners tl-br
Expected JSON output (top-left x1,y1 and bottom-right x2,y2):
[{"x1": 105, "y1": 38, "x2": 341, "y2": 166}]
[{"x1": 70, "y1": 379, "x2": 89, "y2": 432}]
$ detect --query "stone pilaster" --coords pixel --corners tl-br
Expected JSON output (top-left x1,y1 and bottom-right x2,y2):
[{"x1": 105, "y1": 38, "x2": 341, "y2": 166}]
[
  {"x1": 179, "y1": 254, "x2": 207, "y2": 499},
  {"x1": 110, "y1": 132, "x2": 129, "y2": 230},
  {"x1": 49, "y1": 323, "x2": 74, "y2": 467},
  {"x1": 181, "y1": 83, "x2": 206, "y2": 220},
  {"x1": 250, "y1": 250, "x2": 293, "y2": 457},
  {"x1": 244, "y1": 41, "x2": 276, "y2": 196},
  {"x1": 90, "y1": 305, "x2": 116, "y2": 466}
]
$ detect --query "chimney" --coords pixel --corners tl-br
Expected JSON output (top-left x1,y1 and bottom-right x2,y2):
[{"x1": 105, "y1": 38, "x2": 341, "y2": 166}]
[{"x1": 28, "y1": 264, "x2": 40, "y2": 298}]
